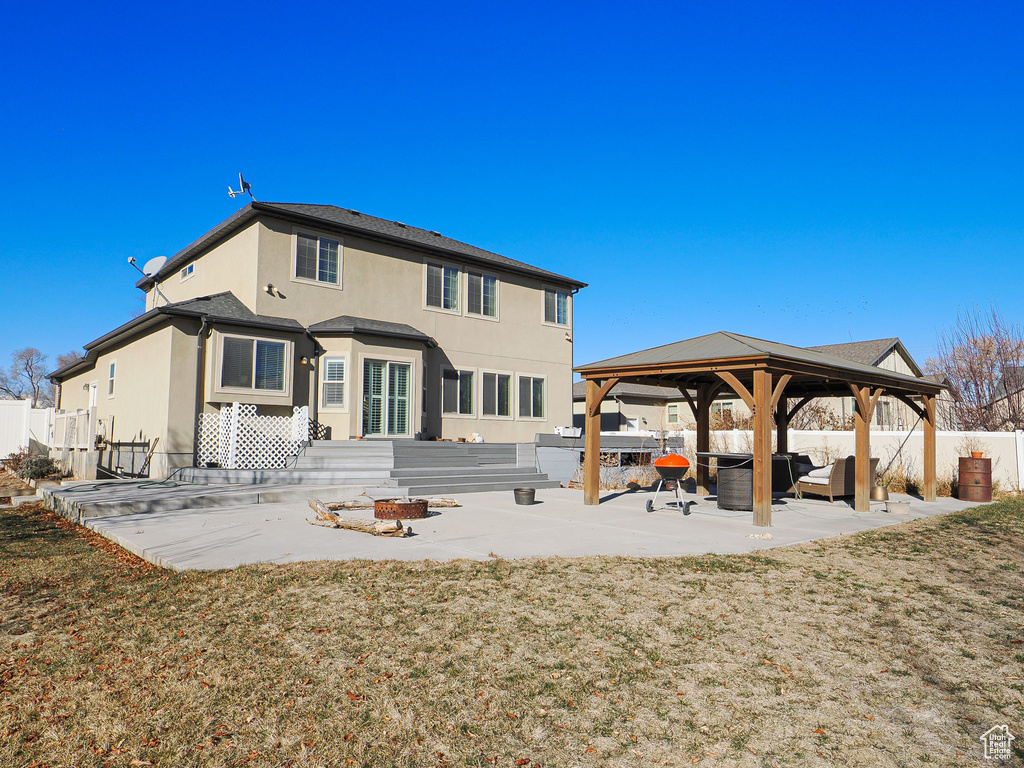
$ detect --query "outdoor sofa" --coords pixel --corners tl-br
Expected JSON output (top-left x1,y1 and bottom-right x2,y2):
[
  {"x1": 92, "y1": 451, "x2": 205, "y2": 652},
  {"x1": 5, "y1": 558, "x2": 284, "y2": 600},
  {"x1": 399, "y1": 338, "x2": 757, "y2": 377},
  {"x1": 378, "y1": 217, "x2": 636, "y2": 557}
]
[{"x1": 794, "y1": 455, "x2": 879, "y2": 503}]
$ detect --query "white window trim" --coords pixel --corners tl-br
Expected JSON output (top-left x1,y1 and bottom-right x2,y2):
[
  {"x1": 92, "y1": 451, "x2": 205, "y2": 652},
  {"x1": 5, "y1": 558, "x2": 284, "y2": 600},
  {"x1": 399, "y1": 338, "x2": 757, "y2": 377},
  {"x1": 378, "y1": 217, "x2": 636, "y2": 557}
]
[
  {"x1": 319, "y1": 356, "x2": 348, "y2": 412},
  {"x1": 423, "y1": 259, "x2": 463, "y2": 316},
  {"x1": 465, "y1": 271, "x2": 500, "y2": 322},
  {"x1": 441, "y1": 366, "x2": 477, "y2": 418},
  {"x1": 107, "y1": 360, "x2": 117, "y2": 399},
  {"x1": 179, "y1": 263, "x2": 195, "y2": 282},
  {"x1": 541, "y1": 285, "x2": 572, "y2": 329},
  {"x1": 214, "y1": 333, "x2": 293, "y2": 398},
  {"x1": 516, "y1": 372, "x2": 548, "y2": 421},
  {"x1": 290, "y1": 227, "x2": 344, "y2": 290},
  {"x1": 667, "y1": 403, "x2": 679, "y2": 424},
  {"x1": 479, "y1": 368, "x2": 515, "y2": 420}
]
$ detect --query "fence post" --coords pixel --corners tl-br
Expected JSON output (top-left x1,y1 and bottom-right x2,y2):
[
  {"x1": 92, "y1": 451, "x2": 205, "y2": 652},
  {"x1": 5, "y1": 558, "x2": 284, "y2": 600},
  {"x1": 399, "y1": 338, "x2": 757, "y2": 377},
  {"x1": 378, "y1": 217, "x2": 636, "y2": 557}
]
[
  {"x1": 226, "y1": 403, "x2": 241, "y2": 469},
  {"x1": 1016, "y1": 430, "x2": 1024, "y2": 492}
]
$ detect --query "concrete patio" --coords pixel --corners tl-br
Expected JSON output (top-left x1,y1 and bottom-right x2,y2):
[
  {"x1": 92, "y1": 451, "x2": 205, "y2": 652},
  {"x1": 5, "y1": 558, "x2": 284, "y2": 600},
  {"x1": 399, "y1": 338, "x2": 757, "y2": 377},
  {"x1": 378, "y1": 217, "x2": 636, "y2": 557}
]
[{"x1": 56, "y1": 485, "x2": 984, "y2": 571}]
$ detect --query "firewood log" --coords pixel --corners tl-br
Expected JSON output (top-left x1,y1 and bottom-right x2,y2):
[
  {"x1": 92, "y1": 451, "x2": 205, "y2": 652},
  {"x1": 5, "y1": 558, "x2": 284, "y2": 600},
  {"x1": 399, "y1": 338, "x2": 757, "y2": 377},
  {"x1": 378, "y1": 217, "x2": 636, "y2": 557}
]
[{"x1": 307, "y1": 498, "x2": 410, "y2": 536}]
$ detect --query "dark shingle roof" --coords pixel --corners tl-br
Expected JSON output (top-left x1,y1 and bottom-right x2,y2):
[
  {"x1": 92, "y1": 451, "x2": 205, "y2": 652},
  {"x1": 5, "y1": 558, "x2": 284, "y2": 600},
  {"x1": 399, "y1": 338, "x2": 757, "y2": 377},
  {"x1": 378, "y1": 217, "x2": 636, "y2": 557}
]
[
  {"x1": 571, "y1": 381, "x2": 686, "y2": 400},
  {"x1": 160, "y1": 293, "x2": 303, "y2": 331},
  {"x1": 49, "y1": 292, "x2": 303, "y2": 380},
  {"x1": 138, "y1": 202, "x2": 586, "y2": 291},
  {"x1": 309, "y1": 315, "x2": 435, "y2": 346},
  {"x1": 806, "y1": 338, "x2": 899, "y2": 367},
  {"x1": 576, "y1": 331, "x2": 938, "y2": 391}
]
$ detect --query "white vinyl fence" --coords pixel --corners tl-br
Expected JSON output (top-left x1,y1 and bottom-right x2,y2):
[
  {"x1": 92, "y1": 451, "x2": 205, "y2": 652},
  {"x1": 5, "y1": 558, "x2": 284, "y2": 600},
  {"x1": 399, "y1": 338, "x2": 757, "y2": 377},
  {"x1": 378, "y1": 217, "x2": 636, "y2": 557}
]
[
  {"x1": 0, "y1": 400, "x2": 54, "y2": 457},
  {"x1": 197, "y1": 403, "x2": 309, "y2": 469},
  {"x1": 625, "y1": 428, "x2": 1024, "y2": 491}
]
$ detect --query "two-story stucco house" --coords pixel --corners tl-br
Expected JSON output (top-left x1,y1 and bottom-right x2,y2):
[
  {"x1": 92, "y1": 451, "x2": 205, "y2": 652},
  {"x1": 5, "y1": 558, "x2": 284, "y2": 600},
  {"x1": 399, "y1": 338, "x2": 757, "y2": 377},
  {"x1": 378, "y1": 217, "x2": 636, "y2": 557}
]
[{"x1": 50, "y1": 203, "x2": 585, "y2": 477}]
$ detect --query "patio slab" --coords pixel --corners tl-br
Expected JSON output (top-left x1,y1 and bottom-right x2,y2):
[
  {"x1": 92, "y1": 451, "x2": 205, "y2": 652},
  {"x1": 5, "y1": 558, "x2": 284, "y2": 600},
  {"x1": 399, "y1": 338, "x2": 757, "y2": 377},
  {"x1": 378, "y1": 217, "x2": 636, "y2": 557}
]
[{"x1": 78, "y1": 486, "x2": 984, "y2": 571}]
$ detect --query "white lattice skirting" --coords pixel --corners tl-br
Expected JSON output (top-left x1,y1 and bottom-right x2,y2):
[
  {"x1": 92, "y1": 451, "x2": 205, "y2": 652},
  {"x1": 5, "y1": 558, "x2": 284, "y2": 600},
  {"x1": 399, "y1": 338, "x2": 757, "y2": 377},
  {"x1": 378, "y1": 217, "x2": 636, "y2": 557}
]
[{"x1": 197, "y1": 403, "x2": 309, "y2": 469}]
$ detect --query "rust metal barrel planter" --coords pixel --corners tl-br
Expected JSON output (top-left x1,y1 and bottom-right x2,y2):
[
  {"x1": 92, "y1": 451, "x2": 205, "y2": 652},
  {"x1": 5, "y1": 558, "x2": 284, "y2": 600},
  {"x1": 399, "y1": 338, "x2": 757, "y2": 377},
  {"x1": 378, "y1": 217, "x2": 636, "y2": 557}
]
[
  {"x1": 958, "y1": 457, "x2": 992, "y2": 502},
  {"x1": 374, "y1": 498, "x2": 429, "y2": 520}
]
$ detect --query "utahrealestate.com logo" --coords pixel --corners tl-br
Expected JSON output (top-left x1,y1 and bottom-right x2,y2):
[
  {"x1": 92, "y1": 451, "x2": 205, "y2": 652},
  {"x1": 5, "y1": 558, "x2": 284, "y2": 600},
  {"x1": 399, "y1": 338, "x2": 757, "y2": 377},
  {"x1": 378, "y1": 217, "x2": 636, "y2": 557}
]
[{"x1": 980, "y1": 725, "x2": 1015, "y2": 760}]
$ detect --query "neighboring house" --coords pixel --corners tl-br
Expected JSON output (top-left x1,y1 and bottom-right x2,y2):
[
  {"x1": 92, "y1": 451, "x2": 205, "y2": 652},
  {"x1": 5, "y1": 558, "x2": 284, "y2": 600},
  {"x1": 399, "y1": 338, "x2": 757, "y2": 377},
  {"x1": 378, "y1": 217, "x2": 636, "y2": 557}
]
[
  {"x1": 805, "y1": 339, "x2": 956, "y2": 430},
  {"x1": 572, "y1": 337, "x2": 953, "y2": 433},
  {"x1": 571, "y1": 381, "x2": 684, "y2": 432},
  {"x1": 50, "y1": 202, "x2": 585, "y2": 478}
]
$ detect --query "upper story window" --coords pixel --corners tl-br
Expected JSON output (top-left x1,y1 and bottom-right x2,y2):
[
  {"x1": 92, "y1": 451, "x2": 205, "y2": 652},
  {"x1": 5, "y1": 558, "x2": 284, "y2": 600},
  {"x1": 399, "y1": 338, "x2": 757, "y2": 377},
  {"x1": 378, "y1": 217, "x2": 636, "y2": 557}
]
[
  {"x1": 426, "y1": 263, "x2": 460, "y2": 311},
  {"x1": 180, "y1": 264, "x2": 194, "y2": 282},
  {"x1": 221, "y1": 336, "x2": 286, "y2": 391},
  {"x1": 667, "y1": 404, "x2": 678, "y2": 424},
  {"x1": 467, "y1": 272, "x2": 498, "y2": 318},
  {"x1": 544, "y1": 288, "x2": 569, "y2": 326},
  {"x1": 107, "y1": 361, "x2": 116, "y2": 397},
  {"x1": 295, "y1": 232, "x2": 341, "y2": 286}
]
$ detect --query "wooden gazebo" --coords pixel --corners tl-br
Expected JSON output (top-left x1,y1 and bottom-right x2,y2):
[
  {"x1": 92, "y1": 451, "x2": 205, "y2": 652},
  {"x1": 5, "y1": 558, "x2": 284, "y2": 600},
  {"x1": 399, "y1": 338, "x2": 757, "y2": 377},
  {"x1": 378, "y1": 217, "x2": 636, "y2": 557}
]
[{"x1": 575, "y1": 332, "x2": 945, "y2": 526}]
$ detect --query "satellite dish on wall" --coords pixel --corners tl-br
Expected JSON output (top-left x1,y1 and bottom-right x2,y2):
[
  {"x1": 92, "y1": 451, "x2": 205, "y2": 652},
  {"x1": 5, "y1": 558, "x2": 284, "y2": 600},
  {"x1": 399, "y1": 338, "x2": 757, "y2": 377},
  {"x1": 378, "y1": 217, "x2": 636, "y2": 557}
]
[{"x1": 142, "y1": 256, "x2": 167, "y2": 277}]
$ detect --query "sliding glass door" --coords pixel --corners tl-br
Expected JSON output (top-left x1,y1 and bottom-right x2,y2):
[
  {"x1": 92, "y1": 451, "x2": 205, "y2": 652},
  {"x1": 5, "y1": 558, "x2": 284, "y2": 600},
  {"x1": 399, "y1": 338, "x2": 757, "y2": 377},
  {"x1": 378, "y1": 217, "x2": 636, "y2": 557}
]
[{"x1": 363, "y1": 360, "x2": 411, "y2": 436}]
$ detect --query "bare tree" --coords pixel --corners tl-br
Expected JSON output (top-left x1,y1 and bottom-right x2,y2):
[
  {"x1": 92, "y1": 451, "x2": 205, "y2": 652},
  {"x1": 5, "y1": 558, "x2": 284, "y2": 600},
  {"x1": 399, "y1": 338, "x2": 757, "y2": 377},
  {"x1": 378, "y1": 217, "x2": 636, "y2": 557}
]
[
  {"x1": 925, "y1": 305, "x2": 1024, "y2": 431},
  {"x1": 0, "y1": 348, "x2": 51, "y2": 407}
]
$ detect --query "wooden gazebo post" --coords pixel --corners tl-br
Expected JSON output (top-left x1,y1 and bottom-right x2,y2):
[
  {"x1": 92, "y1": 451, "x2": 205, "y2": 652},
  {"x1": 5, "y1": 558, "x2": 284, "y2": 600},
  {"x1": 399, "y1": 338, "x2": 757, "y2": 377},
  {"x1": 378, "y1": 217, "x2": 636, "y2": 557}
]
[
  {"x1": 923, "y1": 394, "x2": 937, "y2": 502},
  {"x1": 752, "y1": 369, "x2": 773, "y2": 527},
  {"x1": 850, "y1": 385, "x2": 882, "y2": 512},
  {"x1": 584, "y1": 377, "x2": 619, "y2": 506}
]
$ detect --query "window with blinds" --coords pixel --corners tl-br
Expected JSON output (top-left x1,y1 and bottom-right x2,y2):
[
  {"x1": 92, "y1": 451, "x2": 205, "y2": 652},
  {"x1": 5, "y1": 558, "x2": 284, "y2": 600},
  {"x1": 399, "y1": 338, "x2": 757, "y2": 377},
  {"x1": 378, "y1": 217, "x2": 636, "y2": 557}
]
[
  {"x1": 322, "y1": 358, "x2": 345, "y2": 408},
  {"x1": 426, "y1": 263, "x2": 460, "y2": 311},
  {"x1": 220, "y1": 336, "x2": 286, "y2": 391},
  {"x1": 467, "y1": 272, "x2": 498, "y2": 317},
  {"x1": 295, "y1": 232, "x2": 341, "y2": 285},
  {"x1": 543, "y1": 289, "x2": 569, "y2": 325}
]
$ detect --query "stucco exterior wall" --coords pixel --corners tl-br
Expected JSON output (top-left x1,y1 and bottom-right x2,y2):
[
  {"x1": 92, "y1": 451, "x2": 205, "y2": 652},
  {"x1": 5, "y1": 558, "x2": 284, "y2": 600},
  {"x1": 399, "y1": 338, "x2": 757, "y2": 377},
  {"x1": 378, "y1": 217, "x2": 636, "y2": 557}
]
[
  {"x1": 147, "y1": 222, "x2": 260, "y2": 311},
  {"x1": 55, "y1": 322, "x2": 196, "y2": 476}
]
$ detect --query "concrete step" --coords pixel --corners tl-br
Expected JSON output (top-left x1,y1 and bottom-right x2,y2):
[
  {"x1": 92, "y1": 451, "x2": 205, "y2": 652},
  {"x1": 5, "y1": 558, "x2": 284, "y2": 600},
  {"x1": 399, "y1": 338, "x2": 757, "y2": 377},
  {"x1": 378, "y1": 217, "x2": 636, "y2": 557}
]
[
  {"x1": 392, "y1": 456, "x2": 481, "y2": 468},
  {"x1": 390, "y1": 465, "x2": 528, "y2": 479},
  {"x1": 178, "y1": 468, "x2": 395, "y2": 485},
  {"x1": 302, "y1": 446, "x2": 394, "y2": 457},
  {"x1": 41, "y1": 483, "x2": 370, "y2": 521},
  {"x1": 294, "y1": 457, "x2": 395, "y2": 469},
  {"x1": 398, "y1": 478, "x2": 563, "y2": 495}
]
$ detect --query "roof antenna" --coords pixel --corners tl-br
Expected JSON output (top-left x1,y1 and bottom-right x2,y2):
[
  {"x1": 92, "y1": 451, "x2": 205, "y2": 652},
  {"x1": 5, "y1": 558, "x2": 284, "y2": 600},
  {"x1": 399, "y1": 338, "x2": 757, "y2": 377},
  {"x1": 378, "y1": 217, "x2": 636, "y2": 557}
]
[{"x1": 228, "y1": 172, "x2": 256, "y2": 201}]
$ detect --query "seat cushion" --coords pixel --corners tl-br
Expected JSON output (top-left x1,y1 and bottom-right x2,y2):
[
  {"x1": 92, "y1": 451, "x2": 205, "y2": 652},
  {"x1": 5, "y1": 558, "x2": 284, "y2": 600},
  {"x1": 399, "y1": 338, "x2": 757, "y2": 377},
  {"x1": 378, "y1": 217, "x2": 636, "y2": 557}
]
[
  {"x1": 807, "y1": 463, "x2": 834, "y2": 478},
  {"x1": 799, "y1": 475, "x2": 831, "y2": 485}
]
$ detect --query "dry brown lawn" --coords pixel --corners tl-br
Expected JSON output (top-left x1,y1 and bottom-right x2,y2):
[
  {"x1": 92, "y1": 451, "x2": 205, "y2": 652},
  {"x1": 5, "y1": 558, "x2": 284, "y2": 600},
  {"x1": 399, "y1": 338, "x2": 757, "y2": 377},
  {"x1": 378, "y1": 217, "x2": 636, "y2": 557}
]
[{"x1": 1, "y1": 500, "x2": 1022, "y2": 767}]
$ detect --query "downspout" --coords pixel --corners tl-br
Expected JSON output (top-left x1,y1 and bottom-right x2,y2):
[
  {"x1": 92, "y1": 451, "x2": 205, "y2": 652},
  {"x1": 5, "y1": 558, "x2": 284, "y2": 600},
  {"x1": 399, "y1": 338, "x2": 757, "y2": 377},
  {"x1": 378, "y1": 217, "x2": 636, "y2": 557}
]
[
  {"x1": 192, "y1": 317, "x2": 211, "y2": 467},
  {"x1": 304, "y1": 329, "x2": 322, "y2": 427}
]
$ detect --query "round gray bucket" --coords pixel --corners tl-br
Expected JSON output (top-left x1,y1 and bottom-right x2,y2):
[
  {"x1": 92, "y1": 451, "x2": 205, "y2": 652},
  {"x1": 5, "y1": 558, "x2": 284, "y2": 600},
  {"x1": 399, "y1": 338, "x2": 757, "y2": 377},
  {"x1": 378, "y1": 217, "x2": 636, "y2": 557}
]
[{"x1": 513, "y1": 487, "x2": 536, "y2": 505}]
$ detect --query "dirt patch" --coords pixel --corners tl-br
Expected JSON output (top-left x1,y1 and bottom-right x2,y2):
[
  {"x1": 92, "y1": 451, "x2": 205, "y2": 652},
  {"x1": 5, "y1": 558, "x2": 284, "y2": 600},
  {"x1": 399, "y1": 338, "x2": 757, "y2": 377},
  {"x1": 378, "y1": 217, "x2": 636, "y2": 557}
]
[
  {"x1": 1, "y1": 500, "x2": 1022, "y2": 766},
  {"x1": 0, "y1": 468, "x2": 30, "y2": 493}
]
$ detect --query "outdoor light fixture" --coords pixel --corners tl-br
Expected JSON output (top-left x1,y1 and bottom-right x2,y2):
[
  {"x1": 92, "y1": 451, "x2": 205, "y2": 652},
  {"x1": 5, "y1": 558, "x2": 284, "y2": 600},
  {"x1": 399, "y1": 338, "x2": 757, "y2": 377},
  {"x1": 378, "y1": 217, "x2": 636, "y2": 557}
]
[
  {"x1": 264, "y1": 283, "x2": 275, "y2": 295},
  {"x1": 300, "y1": 357, "x2": 309, "y2": 365}
]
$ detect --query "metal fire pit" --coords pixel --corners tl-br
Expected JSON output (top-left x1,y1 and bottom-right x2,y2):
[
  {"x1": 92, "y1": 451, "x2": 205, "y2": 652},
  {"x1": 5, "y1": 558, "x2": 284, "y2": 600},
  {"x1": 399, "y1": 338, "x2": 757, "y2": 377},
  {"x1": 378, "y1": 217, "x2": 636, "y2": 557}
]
[{"x1": 374, "y1": 498, "x2": 429, "y2": 520}]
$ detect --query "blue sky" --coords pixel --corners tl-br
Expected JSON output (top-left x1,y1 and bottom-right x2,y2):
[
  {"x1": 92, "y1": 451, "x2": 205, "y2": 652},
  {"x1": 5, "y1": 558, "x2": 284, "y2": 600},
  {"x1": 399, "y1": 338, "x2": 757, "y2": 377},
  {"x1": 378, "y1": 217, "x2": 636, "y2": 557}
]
[{"x1": 2, "y1": 0, "x2": 1021, "y2": 374}]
